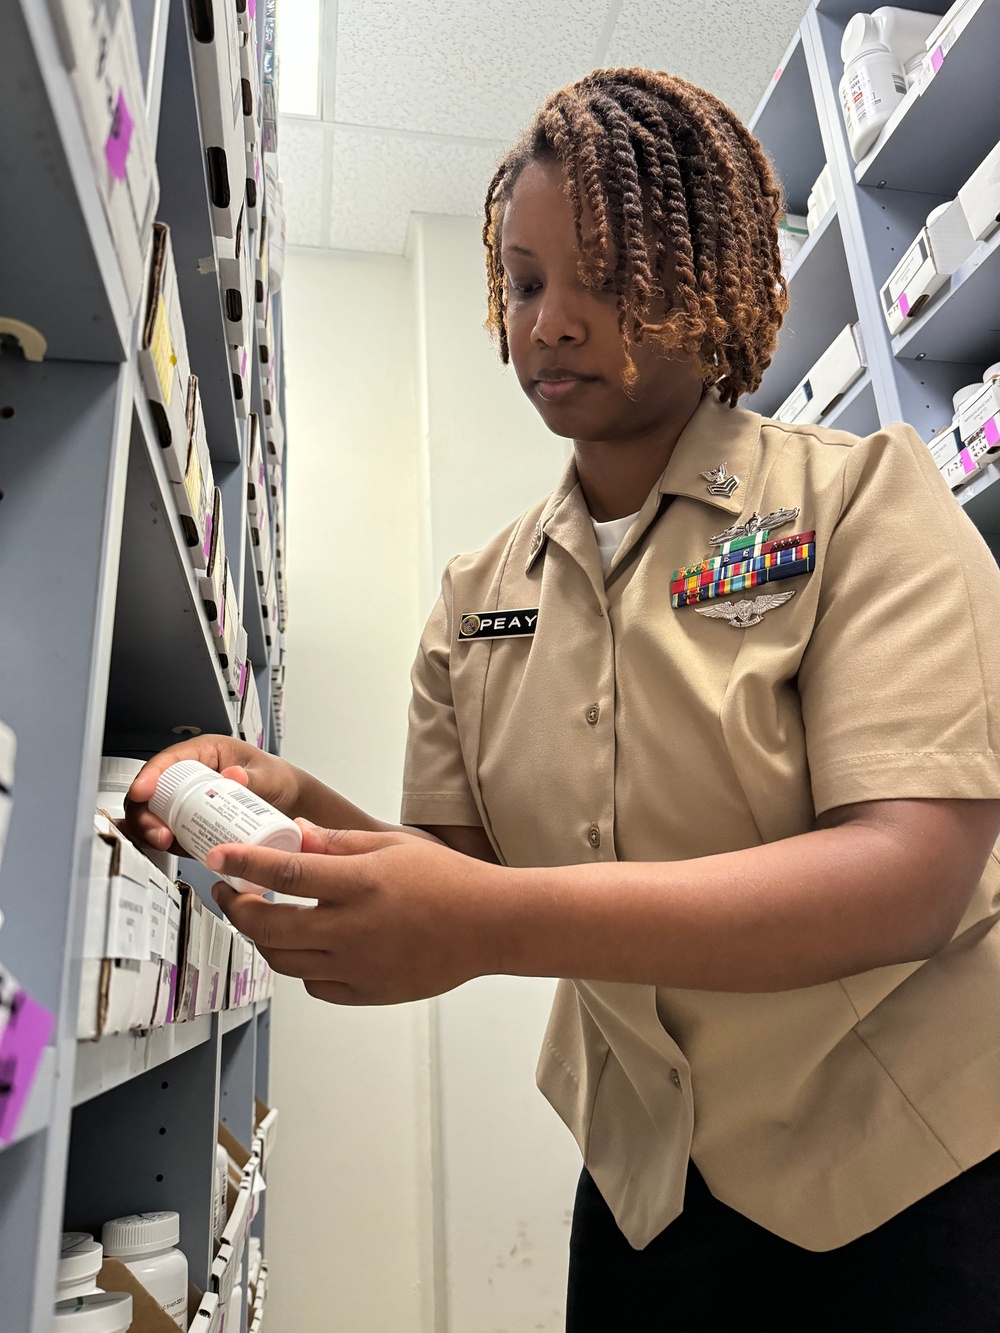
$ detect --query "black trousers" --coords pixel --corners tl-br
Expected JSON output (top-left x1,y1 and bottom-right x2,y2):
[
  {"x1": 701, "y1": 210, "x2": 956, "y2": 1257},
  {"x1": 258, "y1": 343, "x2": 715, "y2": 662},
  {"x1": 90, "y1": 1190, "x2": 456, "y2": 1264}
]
[{"x1": 567, "y1": 1152, "x2": 1000, "y2": 1331}]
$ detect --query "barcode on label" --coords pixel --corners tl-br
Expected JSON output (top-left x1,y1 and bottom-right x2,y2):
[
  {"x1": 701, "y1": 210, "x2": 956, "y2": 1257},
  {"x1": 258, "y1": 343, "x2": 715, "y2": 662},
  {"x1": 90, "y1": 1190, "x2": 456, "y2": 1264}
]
[{"x1": 227, "y1": 787, "x2": 272, "y2": 818}]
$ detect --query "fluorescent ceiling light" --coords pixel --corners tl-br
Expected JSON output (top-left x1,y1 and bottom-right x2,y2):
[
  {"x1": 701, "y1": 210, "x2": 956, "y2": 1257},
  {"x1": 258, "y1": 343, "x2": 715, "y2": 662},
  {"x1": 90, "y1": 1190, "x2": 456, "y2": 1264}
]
[{"x1": 277, "y1": 0, "x2": 322, "y2": 117}]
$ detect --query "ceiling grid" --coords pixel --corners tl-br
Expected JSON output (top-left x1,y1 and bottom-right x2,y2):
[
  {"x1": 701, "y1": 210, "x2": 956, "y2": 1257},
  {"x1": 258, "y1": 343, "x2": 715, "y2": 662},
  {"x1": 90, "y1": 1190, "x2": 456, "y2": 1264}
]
[{"x1": 280, "y1": 0, "x2": 808, "y2": 254}]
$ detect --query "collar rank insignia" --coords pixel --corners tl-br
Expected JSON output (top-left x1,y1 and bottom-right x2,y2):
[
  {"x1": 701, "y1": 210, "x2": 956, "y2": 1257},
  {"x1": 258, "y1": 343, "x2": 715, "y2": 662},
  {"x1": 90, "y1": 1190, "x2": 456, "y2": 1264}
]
[
  {"x1": 696, "y1": 591, "x2": 795, "y2": 628},
  {"x1": 709, "y1": 506, "x2": 800, "y2": 548},
  {"x1": 458, "y1": 609, "x2": 538, "y2": 642},
  {"x1": 701, "y1": 462, "x2": 740, "y2": 498}
]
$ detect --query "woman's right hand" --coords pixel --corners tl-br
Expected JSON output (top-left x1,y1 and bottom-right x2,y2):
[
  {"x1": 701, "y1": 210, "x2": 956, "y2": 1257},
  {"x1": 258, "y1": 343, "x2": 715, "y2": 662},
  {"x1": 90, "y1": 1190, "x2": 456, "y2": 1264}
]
[{"x1": 124, "y1": 735, "x2": 303, "y2": 855}]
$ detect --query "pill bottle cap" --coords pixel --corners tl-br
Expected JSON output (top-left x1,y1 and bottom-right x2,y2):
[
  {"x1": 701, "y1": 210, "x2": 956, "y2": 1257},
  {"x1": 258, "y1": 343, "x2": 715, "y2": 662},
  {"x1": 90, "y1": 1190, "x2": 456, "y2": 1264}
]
[
  {"x1": 57, "y1": 1233, "x2": 103, "y2": 1288},
  {"x1": 983, "y1": 363, "x2": 1000, "y2": 385},
  {"x1": 101, "y1": 1210, "x2": 180, "y2": 1259},
  {"x1": 842, "y1": 13, "x2": 892, "y2": 63},
  {"x1": 149, "y1": 760, "x2": 217, "y2": 822},
  {"x1": 98, "y1": 757, "x2": 145, "y2": 793},
  {"x1": 53, "y1": 1291, "x2": 133, "y2": 1331},
  {"x1": 953, "y1": 383, "x2": 983, "y2": 412}
]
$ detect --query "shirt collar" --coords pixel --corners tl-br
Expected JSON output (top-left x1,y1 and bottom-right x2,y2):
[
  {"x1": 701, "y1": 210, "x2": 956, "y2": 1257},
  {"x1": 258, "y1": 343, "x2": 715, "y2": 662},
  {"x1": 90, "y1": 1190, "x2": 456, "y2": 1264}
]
[{"x1": 525, "y1": 390, "x2": 762, "y2": 574}]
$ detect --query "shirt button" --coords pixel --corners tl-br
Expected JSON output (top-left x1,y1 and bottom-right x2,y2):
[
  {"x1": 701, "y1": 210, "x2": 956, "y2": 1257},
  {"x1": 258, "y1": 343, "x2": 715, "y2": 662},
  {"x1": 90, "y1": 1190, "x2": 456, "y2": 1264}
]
[
  {"x1": 670, "y1": 1068, "x2": 682, "y2": 1089},
  {"x1": 596, "y1": 606, "x2": 604, "y2": 617},
  {"x1": 586, "y1": 704, "x2": 600, "y2": 725},
  {"x1": 588, "y1": 825, "x2": 601, "y2": 848}
]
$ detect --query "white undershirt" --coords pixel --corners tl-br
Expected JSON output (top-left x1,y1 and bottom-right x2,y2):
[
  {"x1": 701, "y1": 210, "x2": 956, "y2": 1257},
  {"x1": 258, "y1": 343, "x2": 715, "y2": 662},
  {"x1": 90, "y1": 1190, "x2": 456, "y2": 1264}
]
[{"x1": 591, "y1": 511, "x2": 641, "y2": 574}]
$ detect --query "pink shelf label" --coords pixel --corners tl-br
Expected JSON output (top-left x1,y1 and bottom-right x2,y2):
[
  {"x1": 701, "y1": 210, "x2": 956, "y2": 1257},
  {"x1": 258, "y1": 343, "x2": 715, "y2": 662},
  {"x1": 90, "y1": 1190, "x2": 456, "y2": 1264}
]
[
  {"x1": 105, "y1": 90, "x2": 135, "y2": 183},
  {"x1": 960, "y1": 449, "x2": 977, "y2": 474},
  {"x1": 898, "y1": 291, "x2": 911, "y2": 318},
  {"x1": 930, "y1": 45, "x2": 944, "y2": 73},
  {"x1": 0, "y1": 990, "x2": 54, "y2": 1143},
  {"x1": 209, "y1": 973, "x2": 220, "y2": 1011},
  {"x1": 249, "y1": 0, "x2": 257, "y2": 17},
  {"x1": 203, "y1": 511, "x2": 214, "y2": 559},
  {"x1": 984, "y1": 415, "x2": 1000, "y2": 449}
]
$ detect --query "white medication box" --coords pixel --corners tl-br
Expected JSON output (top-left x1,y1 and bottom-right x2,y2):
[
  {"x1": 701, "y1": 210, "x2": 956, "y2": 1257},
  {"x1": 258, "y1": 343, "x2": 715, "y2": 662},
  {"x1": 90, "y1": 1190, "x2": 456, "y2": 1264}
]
[
  {"x1": 774, "y1": 324, "x2": 867, "y2": 426},
  {"x1": 174, "y1": 378, "x2": 216, "y2": 571},
  {"x1": 138, "y1": 224, "x2": 192, "y2": 481},
  {"x1": 880, "y1": 199, "x2": 976, "y2": 333},
  {"x1": 239, "y1": 669, "x2": 264, "y2": 750},
  {"x1": 230, "y1": 344, "x2": 251, "y2": 419},
  {"x1": 246, "y1": 415, "x2": 268, "y2": 519},
  {"x1": 188, "y1": 0, "x2": 245, "y2": 240},
  {"x1": 50, "y1": 0, "x2": 158, "y2": 309},
  {"x1": 0, "y1": 721, "x2": 14, "y2": 875},
  {"x1": 198, "y1": 489, "x2": 227, "y2": 639},
  {"x1": 926, "y1": 422, "x2": 961, "y2": 467},
  {"x1": 218, "y1": 214, "x2": 254, "y2": 353},
  {"x1": 958, "y1": 381, "x2": 1000, "y2": 444},
  {"x1": 957, "y1": 140, "x2": 1000, "y2": 243}
]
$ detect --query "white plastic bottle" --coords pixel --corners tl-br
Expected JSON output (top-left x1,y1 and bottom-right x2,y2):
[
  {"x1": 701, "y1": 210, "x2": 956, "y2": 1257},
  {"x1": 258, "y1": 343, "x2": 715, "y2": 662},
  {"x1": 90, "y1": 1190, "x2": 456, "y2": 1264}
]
[
  {"x1": 56, "y1": 1233, "x2": 103, "y2": 1302},
  {"x1": 871, "y1": 7, "x2": 939, "y2": 86},
  {"x1": 97, "y1": 756, "x2": 179, "y2": 882},
  {"x1": 101, "y1": 1212, "x2": 188, "y2": 1329},
  {"x1": 227, "y1": 1260, "x2": 245, "y2": 1333},
  {"x1": 53, "y1": 1291, "x2": 132, "y2": 1331},
  {"x1": 148, "y1": 760, "x2": 301, "y2": 893},
  {"x1": 840, "y1": 14, "x2": 908, "y2": 162}
]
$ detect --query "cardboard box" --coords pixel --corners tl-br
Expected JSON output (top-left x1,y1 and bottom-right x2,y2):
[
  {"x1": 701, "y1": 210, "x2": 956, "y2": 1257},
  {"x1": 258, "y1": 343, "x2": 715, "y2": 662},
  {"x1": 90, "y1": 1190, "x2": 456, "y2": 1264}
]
[
  {"x1": 198, "y1": 489, "x2": 227, "y2": 638},
  {"x1": 251, "y1": 503, "x2": 274, "y2": 589},
  {"x1": 774, "y1": 324, "x2": 866, "y2": 426},
  {"x1": 98, "y1": 1258, "x2": 220, "y2": 1333},
  {"x1": 239, "y1": 666, "x2": 264, "y2": 749},
  {"x1": 240, "y1": 19, "x2": 261, "y2": 150},
  {"x1": 196, "y1": 913, "x2": 233, "y2": 1016},
  {"x1": 958, "y1": 140, "x2": 1000, "y2": 243},
  {"x1": 50, "y1": 0, "x2": 158, "y2": 309},
  {"x1": 255, "y1": 221, "x2": 271, "y2": 324},
  {"x1": 174, "y1": 883, "x2": 205, "y2": 1023},
  {"x1": 218, "y1": 211, "x2": 254, "y2": 352},
  {"x1": 263, "y1": 401, "x2": 284, "y2": 464},
  {"x1": 254, "y1": 1097, "x2": 279, "y2": 1174},
  {"x1": 262, "y1": 570, "x2": 280, "y2": 650},
  {"x1": 880, "y1": 200, "x2": 977, "y2": 333},
  {"x1": 257, "y1": 308, "x2": 275, "y2": 370},
  {"x1": 138, "y1": 224, "x2": 192, "y2": 481},
  {"x1": 957, "y1": 380, "x2": 1000, "y2": 443},
  {"x1": 246, "y1": 140, "x2": 263, "y2": 232},
  {"x1": 227, "y1": 933, "x2": 254, "y2": 1008},
  {"x1": 173, "y1": 379, "x2": 216, "y2": 570},
  {"x1": 188, "y1": 0, "x2": 246, "y2": 240},
  {"x1": 219, "y1": 595, "x2": 249, "y2": 701},
  {"x1": 230, "y1": 343, "x2": 251, "y2": 419}
]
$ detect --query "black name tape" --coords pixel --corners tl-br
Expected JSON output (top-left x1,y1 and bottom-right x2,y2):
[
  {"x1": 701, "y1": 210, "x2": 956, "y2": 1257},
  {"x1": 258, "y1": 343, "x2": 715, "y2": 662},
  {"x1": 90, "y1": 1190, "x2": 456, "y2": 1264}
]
[{"x1": 457, "y1": 609, "x2": 539, "y2": 641}]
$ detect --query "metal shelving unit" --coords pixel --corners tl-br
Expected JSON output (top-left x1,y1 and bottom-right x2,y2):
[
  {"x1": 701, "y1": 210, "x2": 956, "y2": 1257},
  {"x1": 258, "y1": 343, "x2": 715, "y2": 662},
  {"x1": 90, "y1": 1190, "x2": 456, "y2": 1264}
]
[
  {"x1": 0, "y1": 2, "x2": 286, "y2": 1329},
  {"x1": 747, "y1": 0, "x2": 1000, "y2": 539}
]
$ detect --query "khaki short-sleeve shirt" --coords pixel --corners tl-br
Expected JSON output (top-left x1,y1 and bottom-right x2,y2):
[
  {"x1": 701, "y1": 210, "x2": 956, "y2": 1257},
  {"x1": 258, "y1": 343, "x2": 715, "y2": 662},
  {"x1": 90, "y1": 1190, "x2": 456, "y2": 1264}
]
[{"x1": 401, "y1": 390, "x2": 1000, "y2": 1251}]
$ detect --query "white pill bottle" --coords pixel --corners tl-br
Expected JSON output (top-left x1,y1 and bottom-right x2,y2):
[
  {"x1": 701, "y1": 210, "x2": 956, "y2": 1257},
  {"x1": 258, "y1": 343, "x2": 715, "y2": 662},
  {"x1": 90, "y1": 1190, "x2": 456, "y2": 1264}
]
[
  {"x1": 56, "y1": 1233, "x2": 103, "y2": 1303},
  {"x1": 52, "y1": 1291, "x2": 132, "y2": 1331},
  {"x1": 101, "y1": 1211, "x2": 188, "y2": 1329},
  {"x1": 149, "y1": 760, "x2": 302, "y2": 893},
  {"x1": 840, "y1": 13, "x2": 907, "y2": 161}
]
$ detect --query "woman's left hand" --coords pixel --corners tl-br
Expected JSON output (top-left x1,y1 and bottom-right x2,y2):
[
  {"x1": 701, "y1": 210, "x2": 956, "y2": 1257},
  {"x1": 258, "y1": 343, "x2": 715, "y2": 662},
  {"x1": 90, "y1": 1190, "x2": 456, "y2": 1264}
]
[{"x1": 207, "y1": 820, "x2": 511, "y2": 1004}]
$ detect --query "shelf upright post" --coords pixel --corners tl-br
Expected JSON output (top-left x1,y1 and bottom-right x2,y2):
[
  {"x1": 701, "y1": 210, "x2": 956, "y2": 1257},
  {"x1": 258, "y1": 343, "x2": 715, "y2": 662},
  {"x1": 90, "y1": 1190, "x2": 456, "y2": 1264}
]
[
  {"x1": 0, "y1": 354, "x2": 135, "y2": 1331},
  {"x1": 801, "y1": 4, "x2": 907, "y2": 427}
]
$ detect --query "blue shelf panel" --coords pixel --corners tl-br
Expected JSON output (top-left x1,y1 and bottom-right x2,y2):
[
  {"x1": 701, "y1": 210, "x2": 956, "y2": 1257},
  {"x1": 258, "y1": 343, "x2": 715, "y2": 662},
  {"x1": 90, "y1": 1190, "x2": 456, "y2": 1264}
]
[
  {"x1": 750, "y1": 30, "x2": 827, "y2": 216},
  {"x1": 822, "y1": 372, "x2": 879, "y2": 436},
  {"x1": 892, "y1": 227, "x2": 1000, "y2": 366},
  {"x1": 220, "y1": 1004, "x2": 257, "y2": 1036},
  {"x1": 747, "y1": 208, "x2": 857, "y2": 418},
  {"x1": 854, "y1": 0, "x2": 1000, "y2": 195},
  {"x1": 72, "y1": 1014, "x2": 213, "y2": 1107},
  {"x1": 0, "y1": 2, "x2": 133, "y2": 361},
  {"x1": 103, "y1": 390, "x2": 235, "y2": 755}
]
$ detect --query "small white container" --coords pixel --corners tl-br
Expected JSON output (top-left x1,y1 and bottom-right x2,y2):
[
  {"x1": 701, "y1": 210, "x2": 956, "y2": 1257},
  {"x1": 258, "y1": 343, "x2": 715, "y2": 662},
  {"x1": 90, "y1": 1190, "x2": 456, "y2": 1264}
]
[
  {"x1": 101, "y1": 1212, "x2": 188, "y2": 1329},
  {"x1": 984, "y1": 363, "x2": 1000, "y2": 385},
  {"x1": 98, "y1": 756, "x2": 179, "y2": 882},
  {"x1": 53, "y1": 1291, "x2": 132, "y2": 1331},
  {"x1": 149, "y1": 760, "x2": 301, "y2": 894},
  {"x1": 56, "y1": 1233, "x2": 103, "y2": 1302},
  {"x1": 214, "y1": 1144, "x2": 230, "y2": 1241},
  {"x1": 840, "y1": 14, "x2": 908, "y2": 162}
]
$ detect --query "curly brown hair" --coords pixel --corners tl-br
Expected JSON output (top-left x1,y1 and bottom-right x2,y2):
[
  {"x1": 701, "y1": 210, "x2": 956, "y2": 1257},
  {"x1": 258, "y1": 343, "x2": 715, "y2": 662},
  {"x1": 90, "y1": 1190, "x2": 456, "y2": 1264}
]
[{"x1": 483, "y1": 68, "x2": 788, "y2": 406}]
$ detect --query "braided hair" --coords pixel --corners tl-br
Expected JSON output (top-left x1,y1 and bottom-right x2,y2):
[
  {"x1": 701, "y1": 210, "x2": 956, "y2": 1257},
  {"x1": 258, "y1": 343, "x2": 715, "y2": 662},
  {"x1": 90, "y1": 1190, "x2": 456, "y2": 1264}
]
[{"x1": 483, "y1": 69, "x2": 788, "y2": 406}]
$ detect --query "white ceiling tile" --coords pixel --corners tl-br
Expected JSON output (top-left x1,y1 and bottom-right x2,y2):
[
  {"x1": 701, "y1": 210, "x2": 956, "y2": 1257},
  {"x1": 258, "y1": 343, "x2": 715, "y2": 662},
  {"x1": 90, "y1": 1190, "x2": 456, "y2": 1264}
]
[
  {"x1": 329, "y1": 130, "x2": 503, "y2": 253},
  {"x1": 278, "y1": 118, "x2": 327, "y2": 247},
  {"x1": 603, "y1": 0, "x2": 808, "y2": 121},
  {"x1": 333, "y1": 0, "x2": 611, "y2": 141}
]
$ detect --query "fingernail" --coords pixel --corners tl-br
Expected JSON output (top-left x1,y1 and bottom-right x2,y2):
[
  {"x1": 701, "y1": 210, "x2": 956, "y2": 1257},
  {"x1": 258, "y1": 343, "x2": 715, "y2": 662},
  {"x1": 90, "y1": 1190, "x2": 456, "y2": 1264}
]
[
  {"x1": 298, "y1": 818, "x2": 318, "y2": 832},
  {"x1": 205, "y1": 849, "x2": 225, "y2": 871},
  {"x1": 157, "y1": 828, "x2": 172, "y2": 849}
]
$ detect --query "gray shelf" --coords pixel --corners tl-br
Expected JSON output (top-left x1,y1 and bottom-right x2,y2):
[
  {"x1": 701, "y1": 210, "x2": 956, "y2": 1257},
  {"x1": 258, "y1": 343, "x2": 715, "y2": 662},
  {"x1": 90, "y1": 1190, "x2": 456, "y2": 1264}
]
[
  {"x1": 891, "y1": 227, "x2": 1000, "y2": 365},
  {"x1": 823, "y1": 371, "x2": 880, "y2": 436},
  {"x1": 749, "y1": 207, "x2": 857, "y2": 418},
  {"x1": 854, "y1": 0, "x2": 1000, "y2": 194},
  {"x1": 73, "y1": 1014, "x2": 213, "y2": 1108},
  {"x1": 0, "y1": 1, "x2": 286, "y2": 1326},
  {"x1": 749, "y1": 30, "x2": 826, "y2": 215}
]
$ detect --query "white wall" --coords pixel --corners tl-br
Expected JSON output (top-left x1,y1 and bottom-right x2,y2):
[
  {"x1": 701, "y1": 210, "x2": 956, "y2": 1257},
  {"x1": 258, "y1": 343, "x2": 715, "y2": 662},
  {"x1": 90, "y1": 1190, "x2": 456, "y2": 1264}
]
[
  {"x1": 407, "y1": 214, "x2": 580, "y2": 1333},
  {"x1": 270, "y1": 222, "x2": 581, "y2": 1333},
  {"x1": 268, "y1": 249, "x2": 433, "y2": 1333}
]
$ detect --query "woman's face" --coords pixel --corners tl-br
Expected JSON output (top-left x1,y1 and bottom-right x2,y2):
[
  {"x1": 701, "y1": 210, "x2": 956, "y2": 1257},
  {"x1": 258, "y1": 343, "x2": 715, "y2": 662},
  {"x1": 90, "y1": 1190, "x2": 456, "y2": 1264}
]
[{"x1": 500, "y1": 155, "x2": 704, "y2": 443}]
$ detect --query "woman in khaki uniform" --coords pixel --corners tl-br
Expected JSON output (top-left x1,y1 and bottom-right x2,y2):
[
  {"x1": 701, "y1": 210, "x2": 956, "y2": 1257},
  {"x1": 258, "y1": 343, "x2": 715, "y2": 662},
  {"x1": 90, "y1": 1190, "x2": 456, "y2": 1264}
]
[{"x1": 130, "y1": 69, "x2": 1000, "y2": 1330}]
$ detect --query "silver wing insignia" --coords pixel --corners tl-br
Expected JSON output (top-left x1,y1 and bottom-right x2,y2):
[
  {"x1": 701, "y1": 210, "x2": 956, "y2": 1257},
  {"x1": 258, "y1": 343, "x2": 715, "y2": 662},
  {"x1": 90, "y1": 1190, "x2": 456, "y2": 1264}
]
[
  {"x1": 694, "y1": 601, "x2": 739, "y2": 621},
  {"x1": 700, "y1": 463, "x2": 728, "y2": 484},
  {"x1": 696, "y1": 590, "x2": 796, "y2": 628}
]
